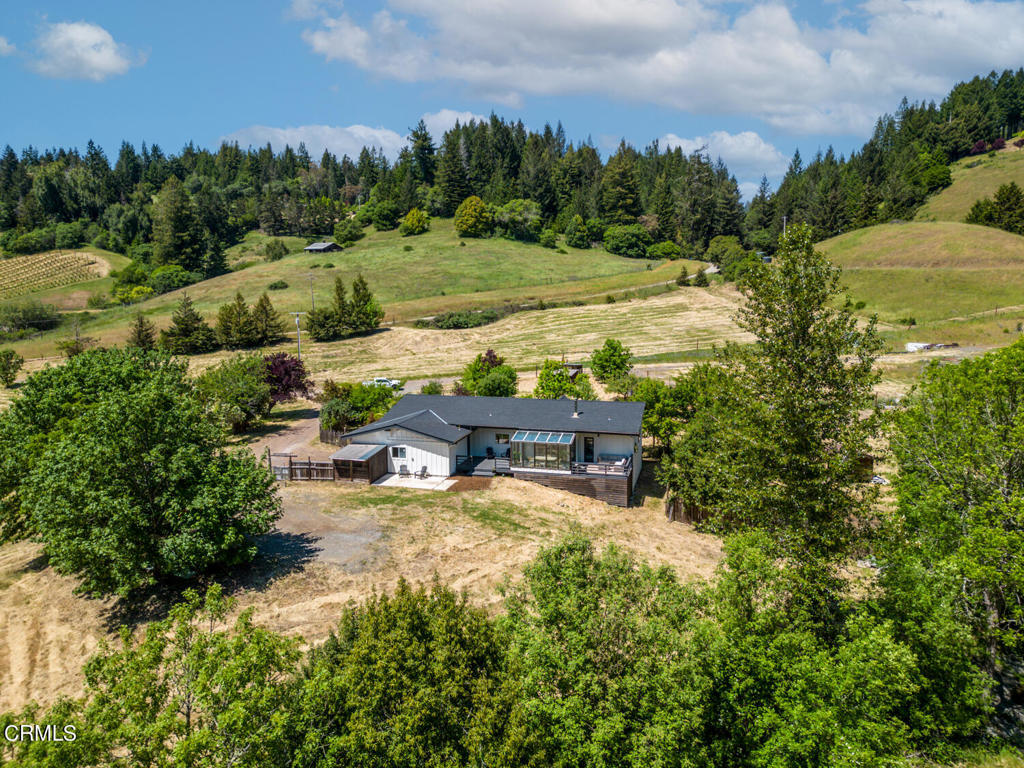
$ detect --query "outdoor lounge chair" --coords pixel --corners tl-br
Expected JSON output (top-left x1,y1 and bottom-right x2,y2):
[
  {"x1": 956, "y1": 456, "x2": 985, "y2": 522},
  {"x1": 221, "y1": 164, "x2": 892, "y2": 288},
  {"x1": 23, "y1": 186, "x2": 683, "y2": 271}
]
[
  {"x1": 415, "y1": 466, "x2": 429, "y2": 479},
  {"x1": 485, "y1": 447, "x2": 495, "y2": 459},
  {"x1": 399, "y1": 464, "x2": 411, "y2": 477}
]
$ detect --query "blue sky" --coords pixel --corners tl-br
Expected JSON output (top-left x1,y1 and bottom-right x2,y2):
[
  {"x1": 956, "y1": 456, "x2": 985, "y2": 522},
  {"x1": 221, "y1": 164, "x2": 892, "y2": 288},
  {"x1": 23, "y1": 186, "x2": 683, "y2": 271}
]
[{"x1": 1, "y1": 0, "x2": 1023, "y2": 198}]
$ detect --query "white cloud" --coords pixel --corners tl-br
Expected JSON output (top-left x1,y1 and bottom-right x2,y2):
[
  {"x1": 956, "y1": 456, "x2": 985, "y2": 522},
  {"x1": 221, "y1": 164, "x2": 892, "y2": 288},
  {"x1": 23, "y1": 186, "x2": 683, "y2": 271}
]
[
  {"x1": 420, "y1": 108, "x2": 486, "y2": 139},
  {"x1": 297, "y1": 0, "x2": 1024, "y2": 135},
  {"x1": 32, "y1": 21, "x2": 141, "y2": 81},
  {"x1": 287, "y1": 0, "x2": 343, "y2": 20},
  {"x1": 221, "y1": 123, "x2": 407, "y2": 159},
  {"x1": 0, "y1": 36, "x2": 15, "y2": 56},
  {"x1": 223, "y1": 108, "x2": 485, "y2": 159},
  {"x1": 662, "y1": 130, "x2": 788, "y2": 179}
]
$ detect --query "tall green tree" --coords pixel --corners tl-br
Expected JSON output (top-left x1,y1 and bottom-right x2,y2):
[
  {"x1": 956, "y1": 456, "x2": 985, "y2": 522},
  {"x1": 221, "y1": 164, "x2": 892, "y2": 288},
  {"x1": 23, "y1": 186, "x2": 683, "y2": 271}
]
[
  {"x1": 125, "y1": 312, "x2": 157, "y2": 351},
  {"x1": 590, "y1": 338, "x2": 632, "y2": 383},
  {"x1": 252, "y1": 292, "x2": 286, "y2": 346},
  {"x1": 409, "y1": 119, "x2": 437, "y2": 185},
  {"x1": 151, "y1": 176, "x2": 205, "y2": 272},
  {"x1": 533, "y1": 360, "x2": 597, "y2": 400},
  {"x1": 599, "y1": 145, "x2": 641, "y2": 224},
  {"x1": 436, "y1": 130, "x2": 470, "y2": 216},
  {"x1": 159, "y1": 294, "x2": 218, "y2": 355},
  {"x1": 215, "y1": 292, "x2": 258, "y2": 349},
  {"x1": 661, "y1": 223, "x2": 883, "y2": 597},
  {"x1": 0, "y1": 349, "x2": 23, "y2": 387}
]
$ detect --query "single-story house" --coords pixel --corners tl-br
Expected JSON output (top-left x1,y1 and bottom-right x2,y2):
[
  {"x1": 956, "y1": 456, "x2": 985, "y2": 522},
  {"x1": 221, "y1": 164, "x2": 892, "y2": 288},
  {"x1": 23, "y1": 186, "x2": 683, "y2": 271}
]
[
  {"x1": 338, "y1": 394, "x2": 645, "y2": 506},
  {"x1": 303, "y1": 241, "x2": 342, "y2": 253}
]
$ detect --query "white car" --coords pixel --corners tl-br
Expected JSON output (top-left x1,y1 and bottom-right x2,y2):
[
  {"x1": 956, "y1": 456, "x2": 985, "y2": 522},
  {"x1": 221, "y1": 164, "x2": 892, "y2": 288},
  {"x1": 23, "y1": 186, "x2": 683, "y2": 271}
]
[{"x1": 363, "y1": 377, "x2": 402, "y2": 389}]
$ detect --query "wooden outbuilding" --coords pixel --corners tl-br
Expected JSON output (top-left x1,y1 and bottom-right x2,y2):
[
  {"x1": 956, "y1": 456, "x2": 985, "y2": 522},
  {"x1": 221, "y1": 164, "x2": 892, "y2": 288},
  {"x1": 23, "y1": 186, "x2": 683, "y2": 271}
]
[{"x1": 330, "y1": 443, "x2": 387, "y2": 483}]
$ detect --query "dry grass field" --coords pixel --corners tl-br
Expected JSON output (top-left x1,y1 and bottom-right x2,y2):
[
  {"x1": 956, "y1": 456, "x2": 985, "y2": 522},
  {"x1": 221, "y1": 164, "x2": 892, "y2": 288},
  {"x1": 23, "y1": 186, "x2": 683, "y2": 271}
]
[{"x1": 0, "y1": 471, "x2": 722, "y2": 713}]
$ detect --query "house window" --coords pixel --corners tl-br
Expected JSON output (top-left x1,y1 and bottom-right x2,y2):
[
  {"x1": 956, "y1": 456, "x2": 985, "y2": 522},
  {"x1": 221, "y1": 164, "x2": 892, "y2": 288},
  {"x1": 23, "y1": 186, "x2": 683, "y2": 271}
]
[
  {"x1": 496, "y1": 433, "x2": 509, "y2": 444},
  {"x1": 391, "y1": 446, "x2": 406, "y2": 459}
]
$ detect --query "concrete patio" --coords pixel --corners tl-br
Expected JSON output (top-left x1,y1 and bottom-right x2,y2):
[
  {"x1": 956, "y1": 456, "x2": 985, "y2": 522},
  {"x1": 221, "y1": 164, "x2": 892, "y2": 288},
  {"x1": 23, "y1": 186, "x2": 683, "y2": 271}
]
[{"x1": 372, "y1": 473, "x2": 458, "y2": 491}]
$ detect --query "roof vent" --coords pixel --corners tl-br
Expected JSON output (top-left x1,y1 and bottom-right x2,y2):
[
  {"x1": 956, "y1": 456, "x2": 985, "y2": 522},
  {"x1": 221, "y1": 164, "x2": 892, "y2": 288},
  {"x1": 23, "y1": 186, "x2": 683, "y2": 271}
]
[{"x1": 572, "y1": 398, "x2": 580, "y2": 418}]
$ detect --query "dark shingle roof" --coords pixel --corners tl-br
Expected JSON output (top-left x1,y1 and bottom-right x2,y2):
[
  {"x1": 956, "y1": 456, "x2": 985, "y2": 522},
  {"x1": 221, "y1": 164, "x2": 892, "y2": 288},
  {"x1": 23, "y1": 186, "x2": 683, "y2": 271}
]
[
  {"x1": 344, "y1": 408, "x2": 472, "y2": 444},
  {"x1": 349, "y1": 395, "x2": 644, "y2": 437}
]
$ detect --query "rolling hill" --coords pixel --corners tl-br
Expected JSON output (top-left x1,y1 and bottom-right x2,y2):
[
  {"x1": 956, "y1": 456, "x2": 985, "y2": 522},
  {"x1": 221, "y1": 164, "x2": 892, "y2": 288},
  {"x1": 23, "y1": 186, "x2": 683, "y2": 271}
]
[
  {"x1": 819, "y1": 220, "x2": 1024, "y2": 344},
  {"x1": 915, "y1": 145, "x2": 1024, "y2": 223}
]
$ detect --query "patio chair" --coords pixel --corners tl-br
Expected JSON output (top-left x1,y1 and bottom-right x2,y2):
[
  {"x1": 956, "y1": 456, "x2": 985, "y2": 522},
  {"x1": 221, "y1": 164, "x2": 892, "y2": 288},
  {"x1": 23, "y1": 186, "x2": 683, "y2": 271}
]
[
  {"x1": 416, "y1": 465, "x2": 429, "y2": 479},
  {"x1": 485, "y1": 446, "x2": 495, "y2": 459},
  {"x1": 399, "y1": 464, "x2": 411, "y2": 477}
]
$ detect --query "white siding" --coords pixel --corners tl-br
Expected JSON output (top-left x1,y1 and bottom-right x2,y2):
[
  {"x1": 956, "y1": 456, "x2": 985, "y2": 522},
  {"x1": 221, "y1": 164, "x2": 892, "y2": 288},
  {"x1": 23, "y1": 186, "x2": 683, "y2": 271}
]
[
  {"x1": 585, "y1": 433, "x2": 643, "y2": 489},
  {"x1": 468, "y1": 428, "x2": 513, "y2": 458},
  {"x1": 344, "y1": 427, "x2": 454, "y2": 477}
]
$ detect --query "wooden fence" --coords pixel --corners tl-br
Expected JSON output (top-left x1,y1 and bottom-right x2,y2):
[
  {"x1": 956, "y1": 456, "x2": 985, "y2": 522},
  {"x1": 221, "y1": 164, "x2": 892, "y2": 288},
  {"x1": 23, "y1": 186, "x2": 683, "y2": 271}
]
[
  {"x1": 319, "y1": 428, "x2": 347, "y2": 446},
  {"x1": 268, "y1": 452, "x2": 336, "y2": 482},
  {"x1": 665, "y1": 498, "x2": 711, "y2": 524}
]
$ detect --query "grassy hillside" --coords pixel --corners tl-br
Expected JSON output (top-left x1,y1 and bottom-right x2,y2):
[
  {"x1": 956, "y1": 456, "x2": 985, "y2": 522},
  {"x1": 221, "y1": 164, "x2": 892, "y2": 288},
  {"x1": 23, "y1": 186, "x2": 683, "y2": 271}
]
[
  {"x1": 819, "y1": 220, "x2": 1024, "y2": 345},
  {"x1": 3, "y1": 219, "x2": 707, "y2": 360},
  {"x1": 916, "y1": 146, "x2": 1024, "y2": 223}
]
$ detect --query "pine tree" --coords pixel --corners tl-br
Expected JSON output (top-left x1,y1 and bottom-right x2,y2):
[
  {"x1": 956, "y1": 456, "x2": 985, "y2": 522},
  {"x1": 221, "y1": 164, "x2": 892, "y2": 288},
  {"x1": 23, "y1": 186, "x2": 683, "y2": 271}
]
[
  {"x1": 215, "y1": 292, "x2": 257, "y2": 349},
  {"x1": 347, "y1": 274, "x2": 384, "y2": 332},
  {"x1": 159, "y1": 294, "x2": 218, "y2": 355},
  {"x1": 436, "y1": 130, "x2": 470, "y2": 216},
  {"x1": 126, "y1": 313, "x2": 157, "y2": 351},
  {"x1": 693, "y1": 268, "x2": 709, "y2": 287},
  {"x1": 152, "y1": 176, "x2": 205, "y2": 272},
  {"x1": 202, "y1": 239, "x2": 228, "y2": 278},
  {"x1": 599, "y1": 145, "x2": 641, "y2": 224},
  {"x1": 251, "y1": 293, "x2": 286, "y2": 346},
  {"x1": 652, "y1": 174, "x2": 677, "y2": 242},
  {"x1": 409, "y1": 119, "x2": 436, "y2": 185}
]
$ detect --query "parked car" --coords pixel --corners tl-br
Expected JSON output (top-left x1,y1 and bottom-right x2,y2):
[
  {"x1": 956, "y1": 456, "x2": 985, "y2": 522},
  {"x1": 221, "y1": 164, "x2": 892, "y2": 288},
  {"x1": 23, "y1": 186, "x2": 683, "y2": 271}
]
[{"x1": 362, "y1": 376, "x2": 402, "y2": 389}]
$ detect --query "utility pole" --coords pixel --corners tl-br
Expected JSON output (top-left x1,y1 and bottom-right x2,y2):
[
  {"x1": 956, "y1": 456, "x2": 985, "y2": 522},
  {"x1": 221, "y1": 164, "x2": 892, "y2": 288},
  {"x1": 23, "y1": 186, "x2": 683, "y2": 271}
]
[{"x1": 289, "y1": 311, "x2": 307, "y2": 361}]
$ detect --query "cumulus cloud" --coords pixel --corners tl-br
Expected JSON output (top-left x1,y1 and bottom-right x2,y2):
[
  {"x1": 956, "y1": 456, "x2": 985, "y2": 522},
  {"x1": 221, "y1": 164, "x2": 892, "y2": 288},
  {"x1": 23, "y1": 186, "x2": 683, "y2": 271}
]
[
  {"x1": 221, "y1": 123, "x2": 407, "y2": 159},
  {"x1": 662, "y1": 130, "x2": 788, "y2": 179},
  {"x1": 32, "y1": 21, "x2": 142, "y2": 81},
  {"x1": 222, "y1": 108, "x2": 485, "y2": 158},
  {"x1": 0, "y1": 36, "x2": 15, "y2": 56},
  {"x1": 420, "y1": 108, "x2": 486, "y2": 139},
  {"x1": 296, "y1": 0, "x2": 1024, "y2": 134}
]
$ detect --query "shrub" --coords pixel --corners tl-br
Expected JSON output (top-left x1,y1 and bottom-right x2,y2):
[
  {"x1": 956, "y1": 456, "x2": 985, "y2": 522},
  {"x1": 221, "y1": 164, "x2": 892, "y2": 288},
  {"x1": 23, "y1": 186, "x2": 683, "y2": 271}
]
[
  {"x1": 454, "y1": 196, "x2": 493, "y2": 238},
  {"x1": 322, "y1": 262, "x2": 334, "y2": 268},
  {"x1": 693, "y1": 268, "x2": 709, "y2": 287},
  {"x1": 676, "y1": 267, "x2": 689, "y2": 286},
  {"x1": 0, "y1": 349, "x2": 23, "y2": 387},
  {"x1": 969, "y1": 139, "x2": 988, "y2": 156},
  {"x1": 334, "y1": 217, "x2": 365, "y2": 245},
  {"x1": 432, "y1": 309, "x2": 502, "y2": 329},
  {"x1": 585, "y1": 218, "x2": 607, "y2": 243},
  {"x1": 371, "y1": 200, "x2": 400, "y2": 231},
  {"x1": 264, "y1": 238, "x2": 289, "y2": 261},
  {"x1": 992, "y1": 137, "x2": 1006, "y2": 150},
  {"x1": 113, "y1": 285, "x2": 156, "y2": 304},
  {"x1": 476, "y1": 365, "x2": 518, "y2": 397},
  {"x1": 420, "y1": 380, "x2": 444, "y2": 395},
  {"x1": 539, "y1": 229, "x2": 557, "y2": 249},
  {"x1": 148, "y1": 264, "x2": 200, "y2": 294},
  {"x1": 268, "y1": 280, "x2": 288, "y2": 290},
  {"x1": 565, "y1": 214, "x2": 590, "y2": 249},
  {"x1": 86, "y1": 292, "x2": 112, "y2": 309},
  {"x1": 494, "y1": 199, "x2": 542, "y2": 242},
  {"x1": 647, "y1": 240, "x2": 681, "y2": 260},
  {"x1": 399, "y1": 207, "x2": 430, "y2": 236},
  {"x1": 264, "y1": 353, "x2": 311, "y2": 403},
  {"x1": 603, "y1": 224, "x2": 653, "y2": 258},
  {"x1": 403, "y1": 244, "x2": 413, "y2": 252},
  {"x1": 196, "y1": 354, "x2": 274, "y2": 433},
  {"x1": 55, "y1": 221, "x2": 85, "y2": 250}
]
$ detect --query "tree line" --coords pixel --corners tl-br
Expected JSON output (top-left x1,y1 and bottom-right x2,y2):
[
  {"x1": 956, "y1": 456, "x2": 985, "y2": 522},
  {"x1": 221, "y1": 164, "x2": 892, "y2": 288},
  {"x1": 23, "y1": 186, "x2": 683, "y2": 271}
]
[{"x1": 2, "y1": 68, "x2": 1021, "y2": 282}]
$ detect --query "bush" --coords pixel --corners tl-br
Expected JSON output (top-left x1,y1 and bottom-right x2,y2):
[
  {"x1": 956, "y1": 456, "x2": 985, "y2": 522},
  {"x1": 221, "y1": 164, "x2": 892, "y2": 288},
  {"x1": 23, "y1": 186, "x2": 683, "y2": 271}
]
[
  {"x1": 55, "y1": 221, "x2": 85, "y2": 250},
  {"x1": 113, "y1": 285, "x2": 156, "y2": 304},
  {"x1": 264, "y1": 352, "x2": 311, "y2": 403},
  {"x1": 693, "y1": 268, "x2": 709, "y2": 287},
  {"x1": 676, "y1": 267, "x2": 689, "y2": 286},
  {"x1": 264, "y1": 238, "x2": 289, "y2": 261},
  {"x1": 86, "y1": 292, "x2": 112, "y2": 309},
  {"x1": 196, "y1": 354, "x2": 273, "y2": 433},
  {"x1": 9, "y1": 227, "x2": 56, "y2": 254},
  {"x1": 268, "y1": 280, "x2": 288, "y2": 290},
  {"x1": 148, "y1": 264, "x2": 200, "y2": 294},
  {"x1": 0, "y1": 348, "x2": 23, "y2": 387},
  {"x1": 494, "y1": 199, "x2": 542, "y2": 242},
  {"x1": 399, "y1": 207, "x2": 430, "y2": 236},
  {"x1": 647, "y1": 240, "x2": 681, "y2": 259},
  {"x1": 603, "y1": 224, "x2": 653, "y2": 258},
  {"x1": 403, "y1": 244, "x2": 413, "y2": 252},
  {"x1": 969, "y1": 139, "x2": 988, "y2": 156},
  {"x1": 420, "y1": 380, "x2": 444, "y2": 395},
  {"x1": 371, "y1": 200, "x2": 400, "y2": 231},
  {"x1": 334, "y1": 217, "x2": 365, "y2": 245},
  {"x1": 992, "y1": 137, "x2": 1006, "y2": 150},
  {"x1": 564, "y1": 214, "x2": 590, "y2": 249},
  {"x1": 322, "y1": 262, "x2": 334, "y2": 268},
  {"x1": 431, "y1": 309, "x2": 502, "y2": 329},
  {"x1": 454, "y1": 196, "x2": 493, "y2": 238},
  {"x1": 476, "y1": 365, "x2": 518, "y2": 397}
]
